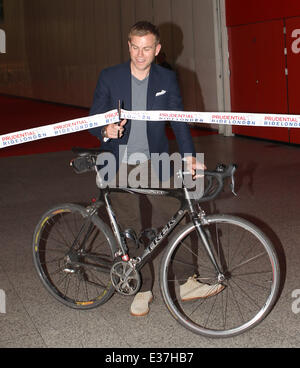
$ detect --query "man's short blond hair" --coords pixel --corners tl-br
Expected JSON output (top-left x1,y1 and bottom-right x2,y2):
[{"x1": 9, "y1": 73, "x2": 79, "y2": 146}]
[{"x1": 128, "y1": 21, "x2": 160, "y2": 44}]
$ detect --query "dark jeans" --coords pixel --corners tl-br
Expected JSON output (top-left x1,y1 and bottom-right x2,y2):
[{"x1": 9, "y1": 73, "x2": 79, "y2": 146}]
[{"x1": 110, "y1": 161, "x2": 180, "y2": 291}]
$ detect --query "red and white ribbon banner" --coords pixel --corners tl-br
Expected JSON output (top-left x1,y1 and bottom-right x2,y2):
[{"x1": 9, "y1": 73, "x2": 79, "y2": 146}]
[{"x1": 1, "y1": 109, "x2": 300, "y2": 149}]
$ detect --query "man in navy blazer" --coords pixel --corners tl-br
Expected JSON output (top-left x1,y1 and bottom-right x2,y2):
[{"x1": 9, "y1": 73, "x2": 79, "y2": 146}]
[
  {"x1": 89, "y1": 53, "x2": 196, "y2": 170},
  {"x1": 89, "y1": 57, "x2": 196, "y2": 157},
  {"x1": 89, "y1": 21, "x2": 219, "y2": 317}
]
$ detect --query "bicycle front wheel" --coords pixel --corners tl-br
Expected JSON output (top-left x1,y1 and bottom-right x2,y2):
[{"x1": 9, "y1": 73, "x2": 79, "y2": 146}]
[
  {"x1": 160, "y1": 215, "x2": 280, "y2": 338},
  {"x1": 33, "y1": 203, "x2": 117, "y2": 309}
]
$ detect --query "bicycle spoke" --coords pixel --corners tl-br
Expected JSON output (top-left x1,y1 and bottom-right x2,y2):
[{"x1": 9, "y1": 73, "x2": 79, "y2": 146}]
[
  {"x1": 230, "y1": 252, "x2": 268, "y2": 273},
  {"x1": 161, "y1": 215, "x2": 279, "y2": 337},
  {"x1": 33, "y1": 204, "x2": 115, "y2": 309}
]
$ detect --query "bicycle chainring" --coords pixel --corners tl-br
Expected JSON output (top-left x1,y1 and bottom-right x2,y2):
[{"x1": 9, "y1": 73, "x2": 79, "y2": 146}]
[{"x1": 110, "y1": 261, "x2": 141, "y2": 295}]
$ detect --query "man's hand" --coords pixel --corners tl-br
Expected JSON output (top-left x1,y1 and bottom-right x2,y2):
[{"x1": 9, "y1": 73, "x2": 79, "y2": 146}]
[
  {"x1": 105, "y1": 119, "x2": 127, "y2": 139},
  {"x1": 184, "y1": 156, "x2": 206, "y2": 178}
]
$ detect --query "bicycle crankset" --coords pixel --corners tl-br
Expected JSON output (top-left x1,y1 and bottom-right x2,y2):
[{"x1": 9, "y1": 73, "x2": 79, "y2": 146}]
[{"x1": 110, "y1": 261, "x2": 141, "y2": 295}]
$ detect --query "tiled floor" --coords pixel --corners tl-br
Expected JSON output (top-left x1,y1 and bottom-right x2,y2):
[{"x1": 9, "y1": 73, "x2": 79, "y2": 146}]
[{"x1": 0, "y1": 134, "x2": 300, "y2": 348}]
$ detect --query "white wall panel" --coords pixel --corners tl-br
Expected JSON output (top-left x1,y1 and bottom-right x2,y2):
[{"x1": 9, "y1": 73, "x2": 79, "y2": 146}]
[
  {"x1": 153, "y1": 0, "x2": 174, "y2": 67},
  {"x1": 120, "y1": 0, "x2": 135, "y2": 61},
  {"x1": 193, "y1": 0, "x2": 217, "y2": 112},
  {"x1": 171, "y1": 0, "x2": 197, "y2": 111},
  {"x1": 134, "y1": 0, "x2": 154, "y2": 23},
  {"x1": 0, "y1": 0, "x2": 220, "y2": 117}
]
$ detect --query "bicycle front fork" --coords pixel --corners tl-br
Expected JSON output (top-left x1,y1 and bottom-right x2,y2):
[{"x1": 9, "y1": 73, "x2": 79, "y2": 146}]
[{"x1": 192, "y1": 214, "x2": 225, "y2": 283}]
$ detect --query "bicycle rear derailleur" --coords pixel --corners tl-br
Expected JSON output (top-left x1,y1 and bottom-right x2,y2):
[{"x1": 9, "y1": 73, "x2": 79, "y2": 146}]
[{"x1": 110, "y1": 260, "x2": 141, "y2": 296}]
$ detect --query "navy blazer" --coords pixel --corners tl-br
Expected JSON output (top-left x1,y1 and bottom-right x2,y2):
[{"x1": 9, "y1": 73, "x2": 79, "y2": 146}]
[{"x1": 89, "y1": 61, "x2": 196, "y2": 168}]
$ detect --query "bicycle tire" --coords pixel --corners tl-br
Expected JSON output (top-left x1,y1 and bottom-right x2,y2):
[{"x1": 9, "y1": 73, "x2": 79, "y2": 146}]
[
  {"x1": 33, "y1": 203, "x2": 117, "y2": 309},
  {"x1": 160, "y1": 214, "x2": 280, "y2": 338}
]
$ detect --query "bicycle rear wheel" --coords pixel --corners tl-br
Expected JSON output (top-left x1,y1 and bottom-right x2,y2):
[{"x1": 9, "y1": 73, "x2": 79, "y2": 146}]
[
  {"x1": 33, "y1": 203, "x2": 117, "y2": 309},
  {"x1": 160, "y1": 215, "x2": 280, "y2": 338}
]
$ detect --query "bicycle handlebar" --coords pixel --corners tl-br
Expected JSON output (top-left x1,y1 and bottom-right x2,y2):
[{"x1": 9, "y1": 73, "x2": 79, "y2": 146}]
[
  {"x1": 70, "y1": 147, "x2": 237, "y2": 202},
  {"x1": 198, "y1": 163, "x2": 237, "y2": 202}
]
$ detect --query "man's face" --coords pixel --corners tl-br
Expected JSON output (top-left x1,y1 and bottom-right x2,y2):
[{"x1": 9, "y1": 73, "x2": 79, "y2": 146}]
[{"x1": 128, "y1": 33, "x2": 161, "y2": 76}]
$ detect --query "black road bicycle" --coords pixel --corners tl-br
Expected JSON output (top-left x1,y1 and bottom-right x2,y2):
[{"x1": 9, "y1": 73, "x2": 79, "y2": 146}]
[{"x1": 32, "y1": 147, "x2": 280, "y2": 338}]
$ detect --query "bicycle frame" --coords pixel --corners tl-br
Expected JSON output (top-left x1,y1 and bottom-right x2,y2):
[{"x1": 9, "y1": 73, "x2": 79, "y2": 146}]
[
  {"x1": 67, "y1": 151, "x2": 230, "y2": 281},
  {"x1": 96, "y1": 184, "x2": 224, "y2": 279},
  {"x1": 100, "y1": 186, "x2": 187, "y2": 259}
]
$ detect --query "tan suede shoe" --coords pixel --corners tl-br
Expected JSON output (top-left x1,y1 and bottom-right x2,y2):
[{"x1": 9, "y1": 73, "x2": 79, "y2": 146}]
[
  {"x1": 180, "y1": 275, "x2": 225, "y2": 301},
  {"x1": 130, "y1": 291, "x2": 153, "y2": 316}
]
